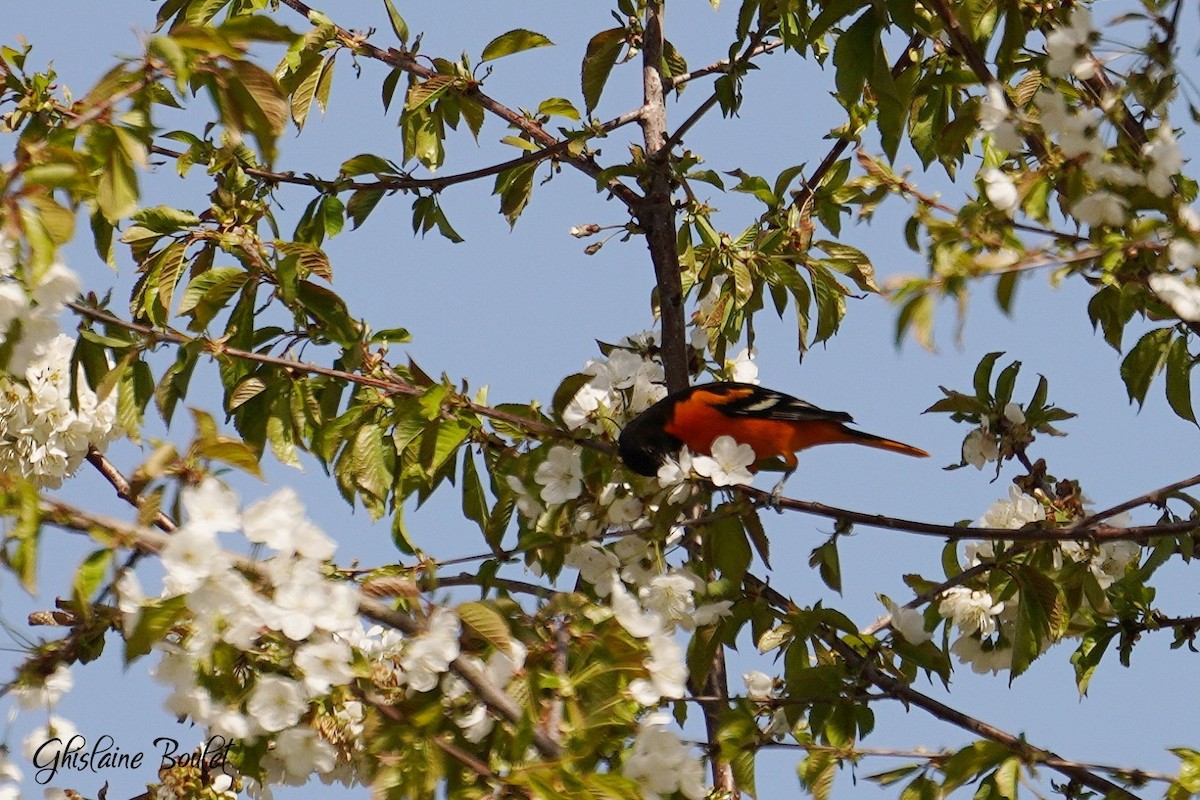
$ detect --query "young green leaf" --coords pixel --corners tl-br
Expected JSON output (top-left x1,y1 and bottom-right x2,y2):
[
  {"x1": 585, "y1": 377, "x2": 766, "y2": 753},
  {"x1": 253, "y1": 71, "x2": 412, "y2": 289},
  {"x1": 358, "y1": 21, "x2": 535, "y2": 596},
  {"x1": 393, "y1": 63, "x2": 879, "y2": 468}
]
[
  {"x1": 481, "y1": 29, "x2": 554, "y2": 62},
  {"x1": 581, "y1": 28, "x2": 627, "y2": 114}
]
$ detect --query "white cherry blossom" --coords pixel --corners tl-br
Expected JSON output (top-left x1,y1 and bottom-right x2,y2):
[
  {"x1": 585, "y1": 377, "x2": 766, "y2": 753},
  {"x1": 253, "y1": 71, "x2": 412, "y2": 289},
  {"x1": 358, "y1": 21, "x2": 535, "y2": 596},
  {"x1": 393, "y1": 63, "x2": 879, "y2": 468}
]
[{"x1": 691, "y1": 435, "x2": 755, "y2": 487}]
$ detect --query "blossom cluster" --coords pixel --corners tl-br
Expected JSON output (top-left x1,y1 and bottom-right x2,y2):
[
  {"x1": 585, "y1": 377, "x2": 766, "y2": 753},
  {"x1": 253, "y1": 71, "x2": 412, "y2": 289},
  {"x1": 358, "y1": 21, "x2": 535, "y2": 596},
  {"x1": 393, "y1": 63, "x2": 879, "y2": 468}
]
[
  {"x1": 0, "y1": 235, "x2": 82, "y2": 374},
  {"x1": 622, "y1": 714, "x2": 708, "y2": 800},
  {"x1": 562, "y1": 332, "x2": 667, "y2": 435},
  {"x1": 976, "y1": 9, "x2": 1186, "y2": 229},
  {"x1": 960, "y1": 402, "x2": 1024, "y2": 470},
  {"x1": 0, "y1": 332, "x2": 119, "y2": 489},
  {"x1": 117, "y1": 479, "x2": 481, "y2": 792},
  {"x1": 562, "y1": 552, "x2": 728, "y2": 797},
  {"x1": 935, "y1": 487, "x2": 1139, "y2": 674}
]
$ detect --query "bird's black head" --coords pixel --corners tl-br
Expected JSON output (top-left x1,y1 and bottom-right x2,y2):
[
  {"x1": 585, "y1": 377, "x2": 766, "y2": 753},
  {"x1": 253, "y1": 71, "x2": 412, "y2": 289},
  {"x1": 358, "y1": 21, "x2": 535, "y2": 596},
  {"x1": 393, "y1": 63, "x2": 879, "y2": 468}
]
[{"x1": 618, "y1": 403, "x2": 682, "y2": 477}]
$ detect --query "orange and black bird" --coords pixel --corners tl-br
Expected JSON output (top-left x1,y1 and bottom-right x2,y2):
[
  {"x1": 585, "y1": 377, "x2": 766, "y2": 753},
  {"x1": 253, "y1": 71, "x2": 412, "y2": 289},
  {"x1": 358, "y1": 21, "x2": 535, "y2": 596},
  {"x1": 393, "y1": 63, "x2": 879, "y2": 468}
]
[{"x1": 618, "y1": 382, "x2": 929, "y2": 501}]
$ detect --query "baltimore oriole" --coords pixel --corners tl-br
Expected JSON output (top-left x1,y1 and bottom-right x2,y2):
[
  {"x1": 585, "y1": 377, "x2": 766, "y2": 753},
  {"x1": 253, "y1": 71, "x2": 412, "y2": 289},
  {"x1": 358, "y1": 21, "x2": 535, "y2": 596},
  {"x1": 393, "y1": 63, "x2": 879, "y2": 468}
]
[{"x1": 618, "y1": 382, "x2": 929, "y2": 500}]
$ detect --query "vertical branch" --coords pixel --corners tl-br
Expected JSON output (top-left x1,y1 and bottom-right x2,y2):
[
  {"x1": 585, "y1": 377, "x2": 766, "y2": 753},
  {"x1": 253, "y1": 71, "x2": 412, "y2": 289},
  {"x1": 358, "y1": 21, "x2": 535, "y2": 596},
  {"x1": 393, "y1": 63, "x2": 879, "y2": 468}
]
[
  {"x1": 639, "y1": 0, "x2": 688, "y2": 394},
  {"x1": 639, "y1": 4, "x2": 735, "y2": 796}
]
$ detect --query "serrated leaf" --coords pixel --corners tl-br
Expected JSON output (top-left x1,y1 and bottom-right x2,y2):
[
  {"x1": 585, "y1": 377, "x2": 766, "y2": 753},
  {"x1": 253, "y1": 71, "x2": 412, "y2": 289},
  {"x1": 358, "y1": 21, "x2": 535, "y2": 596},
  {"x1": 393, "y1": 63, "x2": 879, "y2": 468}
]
[
  {"x1": 808, "y1": 537, "x2": 842, "y2": 593},
  {"x1": 481, "y1": 29, "x2": 554, "y2": 62},
  {"x1": 581, "y1": 27, "x2": 627, "y2": 114},
  {"x1": 382, "y1": 0, "x2": 408, "y2": 43},
  {"x1": 349, "y1": 422, "x2": 391, "y2": 515},
  {"x1": 457, "y1": 601, "x2": 512, "y2": 653},
  {"x1": 406, "y1": 74, "x2": 456, "y2": 113},
  {"x1": 1010, "y1": 564, "x2": 1061, "y2": 679},
  {"x1": 340, "y1": 153, "x2": 395, "y2": 177},
  {"x1": 1070, "y1": 625, "x2": 1117, "y2": 695},
  {"x1": 705, "y1": 509, "x2": 751, "y2": 584},
  {"x1": 494, "y1": 161, "x2": 538, "y2": 227},
  {"x1": 1165, "y1": 335, "x2": 1197, "y2": 425},
  {"x1": 348, "y1": 188, "x2": 386, "y2": 230},
  {"x1": 132, "y1": 205, "x2": 201, "y2": 233},
  {"x1": 536, "y1": 97, "x2": 580, "y2": 121},
  {"x1": 461, "y1": 449, "x2": 489, "y2": 536},
  {"x1": 1120, "y1": 327, "x2": 1172, "y2": 409},
  {"x1": 798, "y1": 750, "x2": 837, "y2": 800},
  {"x1": 230, "y1": 376, "x2": 268, "y2": 409},
  {"x1": 196, "y1": 440, "x2": 263, "y2": 477},
  {"x1": 941, "y1": 741, "x2": 1009, "y2": 793}
]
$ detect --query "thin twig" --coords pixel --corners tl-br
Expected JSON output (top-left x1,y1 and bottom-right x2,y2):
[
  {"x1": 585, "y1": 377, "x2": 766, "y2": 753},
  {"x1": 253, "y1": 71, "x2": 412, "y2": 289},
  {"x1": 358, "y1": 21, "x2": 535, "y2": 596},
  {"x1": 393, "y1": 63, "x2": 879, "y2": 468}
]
[
  {"x1": 666, "y1": 40, "x2": 784, "y2": 88},
  {"x1": 275, "y1": 0, "x2": 642, "y2": 209},
  {"x1": 67, "y1": 300, "x2": 614, "y2": 455},
  {"x1": 792, "y1": 33, "x2": 924, "y2": 213}
]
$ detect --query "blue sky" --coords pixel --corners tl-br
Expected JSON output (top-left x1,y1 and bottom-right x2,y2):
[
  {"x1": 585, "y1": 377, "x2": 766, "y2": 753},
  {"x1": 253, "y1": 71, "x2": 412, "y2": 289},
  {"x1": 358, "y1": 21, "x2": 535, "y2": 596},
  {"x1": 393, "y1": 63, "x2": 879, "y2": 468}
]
[{"x1": 4, "y1": 2, "x2": 1199, "y2": 798}]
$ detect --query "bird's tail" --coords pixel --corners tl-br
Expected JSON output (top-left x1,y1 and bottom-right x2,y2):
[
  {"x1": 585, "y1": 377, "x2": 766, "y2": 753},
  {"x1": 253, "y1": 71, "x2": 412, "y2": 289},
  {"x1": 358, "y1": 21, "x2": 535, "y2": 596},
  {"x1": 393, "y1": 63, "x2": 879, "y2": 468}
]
[{"x1": 844, "y1": 428, "x2": 930, "y2": 458}]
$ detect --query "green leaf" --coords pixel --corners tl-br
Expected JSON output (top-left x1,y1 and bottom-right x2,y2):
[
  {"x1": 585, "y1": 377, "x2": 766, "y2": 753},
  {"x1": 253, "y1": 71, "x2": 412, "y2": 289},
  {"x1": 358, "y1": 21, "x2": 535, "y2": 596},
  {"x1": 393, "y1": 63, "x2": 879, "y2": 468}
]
[
  {"x1": 832, "y1": 12, "x2": 875, "y2": 106},
  {"x1": 494, "y1": 161, "x2": 538, "y2": 227},
  {"x1": 371, "y1": 327, "x2": 412, "y2": 344},
  {"x1": 382, "y1": 0, "x2": 409, "y2": 43},
  {"x1": 808, "y1": 537, "x2": 842, "y2": 593},
  {"x1": 941, "y1": 741, "x2": 1009, "y2": 793},
  {"x1": 1120, "y1": 327, "x2": 1172, "y2": 409},
  {"x1": 406, "y1": 74, "x2": 456, "y2": 114},
  {"x1": 798, "y1": 750, "x2": 837, "y2": 800},
  {"x1": 1070, "y1": 625, "x2": 1117, "y2": 695},
  {"x1": 72, "y1": 549, "x2": 114, "y2": 610},
  {"x1": 581, "y1": 28, "x2": 627, "y2": 114},
  {"x1": 228, "y1": 59, "x2": 288, "y2": 162},
  {"x1": 481, "y1": 29, "x2": 554, "y2": 62},
  {"x1": 536, "y1": 97, "x2": 580, "y2": 121},
  {"x1": 132, "y1": 205, "x2": 201, "y2": 233},
  {"x1": 898, "y1": 776, "x2": 938, "y2": 800},
  {"x1": 1010, "y1": 563, "x2": 1061, "y2": 679},
  {"x1": 349, "y1": 422, "x2": 392, "y2": 517},
  {"x1": 461, "y1": 450, "x2": 489, "y2": 536},
  {"x1": 1165, "y1": 335, "x2": 1197, "y2": 425},
  {"x1": 815, "y1": 240, "x2": 880, "y2": 293},
  {"x1": 340, "y1": 153, "x2": 395, "y2": 177},
  {"x1": 348, "y1": 188, "x2": 386, "y2": 229},
  {"x1": 125, "y1": 595, "x2": 188, "y2": 664},
  {"x1": 973, "y1": 352, "x2": 1003, "y2": 403},
  {"x1": 705, "y1": 508, "x2": 751, "y2": 584},
  {"x1": 289, "y1": 52, "x2": 328, "y2": 131},
  {"x1": 457, "y1": 600, "x2": 513, "y2": 653},
  {"x1": 993, "y1": 359, "x2": 1021, "y2": 407},
  {"x1": 994, "y1": 757, "x2": 1021, "y2": 800},
  {"x1": 94, "y1": 128, "x2": 140, "y2": 223},
  {"x1": 196, "y1": 440, "x2": 263, "y2": 478}
]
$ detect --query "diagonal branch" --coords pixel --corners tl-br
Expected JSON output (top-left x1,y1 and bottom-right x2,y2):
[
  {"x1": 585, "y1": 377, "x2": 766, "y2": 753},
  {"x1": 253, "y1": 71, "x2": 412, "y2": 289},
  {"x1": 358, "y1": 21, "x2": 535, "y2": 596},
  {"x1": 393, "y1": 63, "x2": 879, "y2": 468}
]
[
  {"x1": 743, "y1": 483, "x2": 1200, "y2": 543},
  {"x1": 66, "y1": 300, "x2": 614, "y2": 455},
  {"x1": 740, "y1": 571, "x2": 1144, "y2": 799},
  {"x1": 148, "y1": 102, "x2": 646, "y2": 196},
  {"x1": 40, "y1": 498, "x2": 565, "y2": 761},
  {"x1": 792, "y1": 33, "x2": 924, "y2": 214},
  {"x1": 275, "y1": 0, "x2": 642, "y2": 209},
  {"x1": 658, "y1": 28, "x2": 770, "y2": 157}
]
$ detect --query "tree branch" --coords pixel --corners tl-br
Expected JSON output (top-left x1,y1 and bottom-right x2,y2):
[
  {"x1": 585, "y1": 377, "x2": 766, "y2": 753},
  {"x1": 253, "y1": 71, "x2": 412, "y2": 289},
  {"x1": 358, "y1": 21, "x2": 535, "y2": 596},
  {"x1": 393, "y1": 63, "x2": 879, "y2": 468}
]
[
  {"x1": 275, "y1": 0, "x2": 642, "y2": 209},
  {"x1": 638, "y1": 0, "x2": 689, "y2": 394},
  {"x1": 40, "y1": 498, "x2": 565, "y2": 761},
  {"x1": 792, "y1": 33, "x2": 924, "y2": 213},
  {"x1": 743, "y1": 484, "x2": 1200, "y2": 543},
  {"x1": 666, "y1": 40, "x2": 784, "y2": 89},
  {"x1": 739, "y1": 571, "x2": 1144, "y2": 799},
  {"x1": 66, "y1": 300, "x2": 615, "y2": 455}
]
